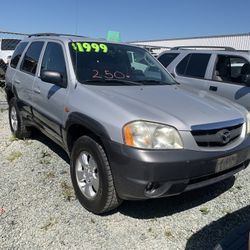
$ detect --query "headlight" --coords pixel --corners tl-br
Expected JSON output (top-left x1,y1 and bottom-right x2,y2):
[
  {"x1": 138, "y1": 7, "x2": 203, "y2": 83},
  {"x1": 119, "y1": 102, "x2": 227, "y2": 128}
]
[
  {"x1": 247, "y1": 112, "x2": 250, "y2": 134},
  {"x1": 123, "y1": 121, "x2": 183, "y2": 149}
]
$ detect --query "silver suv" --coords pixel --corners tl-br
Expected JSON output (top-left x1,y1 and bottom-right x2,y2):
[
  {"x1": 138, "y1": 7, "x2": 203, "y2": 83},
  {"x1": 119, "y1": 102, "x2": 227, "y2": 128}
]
[
  {"x1": 158, "y1": 46, "x2": 250, "y2": 110},
  {"x1": 5, "y1": 34, "x2": 250, "y2": 214}
]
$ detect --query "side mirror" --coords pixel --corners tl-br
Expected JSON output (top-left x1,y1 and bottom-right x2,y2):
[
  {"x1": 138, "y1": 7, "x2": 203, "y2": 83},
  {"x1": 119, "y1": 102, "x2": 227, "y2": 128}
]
[
  {"x1": 242, "y1": 74, "x2": 250, "y2": 87},
  {"x1": 40, "y1": 70, "x2": 67, "y2": 88}
]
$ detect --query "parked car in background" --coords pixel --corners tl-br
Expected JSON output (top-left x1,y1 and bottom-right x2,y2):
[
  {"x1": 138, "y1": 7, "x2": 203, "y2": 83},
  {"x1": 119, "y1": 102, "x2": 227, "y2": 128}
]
[
  {"x1": 5, "y1": 35, "x2": 250, "y2": 214},
  {"x1": 0, "y1": 39, "x2": 20, "y2": 81},
  {"x1": 158, "y1": 46, "x2": 250, "y2": 110}
]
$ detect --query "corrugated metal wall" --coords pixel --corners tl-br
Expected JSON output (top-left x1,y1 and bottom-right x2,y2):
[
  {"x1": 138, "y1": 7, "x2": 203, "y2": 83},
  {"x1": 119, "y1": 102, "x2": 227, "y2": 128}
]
[{"x1": 131, "y1": 33, "x2": 250, "y2": 54}]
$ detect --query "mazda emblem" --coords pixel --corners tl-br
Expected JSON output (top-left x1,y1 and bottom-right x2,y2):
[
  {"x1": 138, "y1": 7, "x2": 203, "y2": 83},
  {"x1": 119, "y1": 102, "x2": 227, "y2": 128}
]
[{"x1": 217, "y1": 129, "x2": 231, "y2": 144}]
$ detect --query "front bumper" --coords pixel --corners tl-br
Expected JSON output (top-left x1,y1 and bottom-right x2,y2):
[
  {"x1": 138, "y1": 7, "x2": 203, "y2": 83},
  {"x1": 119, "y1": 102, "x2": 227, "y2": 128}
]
[{"x1": 103, "y1": 136, "x2": 250, "y2": 200}]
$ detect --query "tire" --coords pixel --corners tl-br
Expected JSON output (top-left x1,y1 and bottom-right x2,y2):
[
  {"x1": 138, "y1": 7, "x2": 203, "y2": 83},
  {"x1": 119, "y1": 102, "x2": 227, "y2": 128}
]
[
  {"x1": 70, "y1": 136, "x2": 122, "y2": 214},
  {"x1": 8, "y1": 98, "x2": 31, "y2": 139}
]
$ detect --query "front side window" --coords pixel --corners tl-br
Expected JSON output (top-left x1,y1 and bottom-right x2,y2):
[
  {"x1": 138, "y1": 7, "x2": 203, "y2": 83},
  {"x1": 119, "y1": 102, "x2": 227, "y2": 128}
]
[
  {"x1": 20, "y1": 41, "x2": 44, "y2": 75},
  {"x1": 176, "y1": 53, "x2": 211, "y2": 78},
  {"x1": 158, "y1": 53, "x2": 179, "y2": 67},
  {"x1": 213, "y1": 55, "x2": 250, "y2": 85},
  {"x1": 10, "y1": 42, "x2": 28, "y2": 69},
  {"x1": 1, "y1": 39, "x2": 20, "y2": 51},
  {"x1": 41, "y1": 42, "x2": 67, "y2": 84},
  {"x1": 69, "y1": 41, "x2": 176, "y2": 86}
]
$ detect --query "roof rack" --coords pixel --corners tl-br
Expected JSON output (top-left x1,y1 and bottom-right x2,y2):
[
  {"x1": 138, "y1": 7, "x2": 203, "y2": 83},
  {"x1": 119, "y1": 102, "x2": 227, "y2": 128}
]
[
  {"x1": 132, "y1": 44, "x2": 171, "y2": 57},
  {"x1": 28, "y1": 33, "x2": 88, "y2": 38},
  {"x1": 171, "y1": 46, "x2": 236, "y2": 51},
  {"x1": 133, "y1": 44, "x2": 170, "y2": 49}
]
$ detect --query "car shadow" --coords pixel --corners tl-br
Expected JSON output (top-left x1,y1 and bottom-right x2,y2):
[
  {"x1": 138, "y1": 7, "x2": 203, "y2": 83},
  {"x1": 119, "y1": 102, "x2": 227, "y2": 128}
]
[
  {"x1": 185, "y1": 205, "x2": 250, "y2": 249},
  {"x1": 117, "y1": 177, "x2": 235, "y2": 219},
  {"x1": 32, "y1": 130, "x2": 70, "y2": 164}
]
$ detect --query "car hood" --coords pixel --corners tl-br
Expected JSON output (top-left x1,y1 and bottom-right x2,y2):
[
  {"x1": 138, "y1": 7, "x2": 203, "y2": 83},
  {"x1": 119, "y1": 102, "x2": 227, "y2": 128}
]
[{"x1": 85, "y1": 84, "x2": 246, "y2": 131}]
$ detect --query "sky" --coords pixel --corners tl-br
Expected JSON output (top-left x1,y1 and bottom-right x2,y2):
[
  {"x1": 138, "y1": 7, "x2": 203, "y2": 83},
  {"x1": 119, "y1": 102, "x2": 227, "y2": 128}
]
[{"x1": 1, "y1": 0, "x2": 250, "y2": 42}]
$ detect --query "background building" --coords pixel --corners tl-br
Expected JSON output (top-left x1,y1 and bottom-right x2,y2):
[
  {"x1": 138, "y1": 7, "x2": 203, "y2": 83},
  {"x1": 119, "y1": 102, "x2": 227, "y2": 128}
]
[{"x1": 130, "y1": 33, "x2": 250, "y2": 55}]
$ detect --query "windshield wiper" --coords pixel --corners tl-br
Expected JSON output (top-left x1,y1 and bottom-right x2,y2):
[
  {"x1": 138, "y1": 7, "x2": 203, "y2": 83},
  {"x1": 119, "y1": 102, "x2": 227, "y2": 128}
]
[
  {"x1": 135, "y1": 80, "x2": 175, "y2": 85},
  {"x1": 83, "y1": 79, "x2": 143, "y2": 86}
]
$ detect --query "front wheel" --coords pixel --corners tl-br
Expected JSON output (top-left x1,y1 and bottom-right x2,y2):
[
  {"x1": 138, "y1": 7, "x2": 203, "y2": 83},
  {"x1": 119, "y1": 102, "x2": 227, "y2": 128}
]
[
  {"x1": 70, "y1": 136, "x2": 122, "y2": 214},
  {"x1": 8, "y1": 98, "x2": 31, "y2": 139}
]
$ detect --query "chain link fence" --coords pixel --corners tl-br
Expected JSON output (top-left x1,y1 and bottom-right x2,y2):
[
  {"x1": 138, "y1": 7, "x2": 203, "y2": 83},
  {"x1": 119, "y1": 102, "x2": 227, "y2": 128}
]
[
  {"x1": 0, "y1": 31, "x2": 28, "y2": 88},
  {"x1": 0, "y1": 31, "x2": 28, "y2": 107}
]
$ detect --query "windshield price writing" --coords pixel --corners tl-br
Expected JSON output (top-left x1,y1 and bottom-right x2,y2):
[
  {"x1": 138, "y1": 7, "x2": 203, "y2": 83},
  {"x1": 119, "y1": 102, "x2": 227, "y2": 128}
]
[
  {"x1": 72, "y1": 42, "x2": 108, "y2": 53},
  {"x1": 92, "y1": 69, "x2": 130, "y2": 79}
]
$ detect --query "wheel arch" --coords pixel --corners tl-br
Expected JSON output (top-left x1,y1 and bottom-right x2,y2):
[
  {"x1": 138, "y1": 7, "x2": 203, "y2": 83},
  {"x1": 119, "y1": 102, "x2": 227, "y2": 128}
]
[
  {"x1": 64, "y1": 112, "x2": 111, "y2": 155},
  {"x1": 5, "y1": 85, "x2": 15, "y2": 103}
]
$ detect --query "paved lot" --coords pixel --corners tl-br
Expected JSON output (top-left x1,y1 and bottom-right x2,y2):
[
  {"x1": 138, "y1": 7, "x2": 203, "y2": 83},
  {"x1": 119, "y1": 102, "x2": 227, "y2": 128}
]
[{"x1": 0, "y1": 88, "x2": 249, "y2": 249}]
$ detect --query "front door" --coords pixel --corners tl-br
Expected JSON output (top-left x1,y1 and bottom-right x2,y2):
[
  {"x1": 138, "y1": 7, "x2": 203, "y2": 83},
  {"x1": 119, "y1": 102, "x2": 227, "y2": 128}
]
[
  {"x1": 32, "y1": 41, "x2": 69, "y2": 142},
  {"x1": 207, "y1": 54, "x2": 250, "y2": 110}
]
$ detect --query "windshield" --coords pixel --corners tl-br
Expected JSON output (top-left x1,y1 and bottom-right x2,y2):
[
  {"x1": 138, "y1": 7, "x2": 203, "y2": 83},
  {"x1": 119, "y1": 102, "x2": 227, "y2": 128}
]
[
  {"x1": 1, "y1": 39, "x2": 21, "y2": 51},
  {"x1": 69, "y1": 41, "x2": 176, "y2": 85}
]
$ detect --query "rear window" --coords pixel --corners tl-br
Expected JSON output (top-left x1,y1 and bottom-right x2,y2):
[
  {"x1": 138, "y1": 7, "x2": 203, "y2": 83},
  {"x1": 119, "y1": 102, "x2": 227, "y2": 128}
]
[
  {"x1": 10, "y1": 42, "x2": 28, "y2": 69},
  {"x1": 158, "y1": 53, "x2": 179, "y2": 67},
  {"x1": 176, "y1": 53, "x2": 211, "y2": 78},
  {"x1": 1, "y1": 39, "x2": 21, "y2": 51}
]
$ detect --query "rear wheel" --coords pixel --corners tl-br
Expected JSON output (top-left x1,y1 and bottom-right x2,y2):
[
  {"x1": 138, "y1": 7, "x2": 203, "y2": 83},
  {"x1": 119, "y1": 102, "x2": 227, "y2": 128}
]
[
  {"x1": 70, "y1": 136, "x2": 122, "y2": 214},
  {"x1": 8, "y1": 98, "x2": 31, "y2": 139}
]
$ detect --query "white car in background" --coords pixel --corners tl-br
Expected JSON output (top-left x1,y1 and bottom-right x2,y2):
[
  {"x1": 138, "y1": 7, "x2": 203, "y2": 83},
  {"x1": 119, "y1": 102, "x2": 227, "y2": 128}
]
[
  {"x1": 0, "y1": 39, "x2": 20, "y2": 81},
  {"x1": 158, "y1": 46, "x2": 250, "y2": 110}
]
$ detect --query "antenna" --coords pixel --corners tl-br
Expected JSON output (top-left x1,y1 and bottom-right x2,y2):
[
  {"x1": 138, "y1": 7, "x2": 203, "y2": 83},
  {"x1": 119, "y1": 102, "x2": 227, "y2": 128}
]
[
  {"x1": 74, "y1": 0, "x2": 79, "y2": 89},
  {"x1": 75, "y1": 0, "x2": 79, "y2": 35}
]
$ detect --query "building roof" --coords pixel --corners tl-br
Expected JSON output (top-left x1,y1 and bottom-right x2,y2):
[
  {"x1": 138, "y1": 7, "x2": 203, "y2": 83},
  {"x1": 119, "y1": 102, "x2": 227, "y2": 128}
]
[{"x1": 129, "y1": 32, "x2": 250, "y2": 43}]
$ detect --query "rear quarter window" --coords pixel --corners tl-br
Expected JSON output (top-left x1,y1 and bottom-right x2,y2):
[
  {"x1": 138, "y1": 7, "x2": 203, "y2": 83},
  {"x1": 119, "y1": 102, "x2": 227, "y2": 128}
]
[
  {"x1": 10, "y1": 42, "x2": 28, "y2": 69},
  {"x1": 1, "y1": 39, "x2": 20, "y2": 51},
  {"x1": 158, "y1": 53, "x2": 179, "y2": 67}
]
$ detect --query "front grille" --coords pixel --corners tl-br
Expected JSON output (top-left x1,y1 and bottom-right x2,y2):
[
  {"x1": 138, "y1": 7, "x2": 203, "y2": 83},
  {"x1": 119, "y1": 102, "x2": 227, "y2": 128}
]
[{"x1": 191, "y1": 122, "x2": 243, "y2": 147}]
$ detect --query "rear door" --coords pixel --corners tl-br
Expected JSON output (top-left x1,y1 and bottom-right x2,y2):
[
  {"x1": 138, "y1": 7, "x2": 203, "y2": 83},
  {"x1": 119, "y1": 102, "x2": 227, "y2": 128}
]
[
  {"x1": 206, "y1": 54, "x2": 250, "y2": 110},
  {"x1": 32, "y1": 41, "x2": 69, "y2": 142},
  {"x1": 172, "y1": 53, "x2": 212, "y2": 91},
  {"x1": 12, "y1": 41, "x2": 44, "y2": 116},
  {"x1": 6, "y1": 41, "x2": 28, "y2": 88}
]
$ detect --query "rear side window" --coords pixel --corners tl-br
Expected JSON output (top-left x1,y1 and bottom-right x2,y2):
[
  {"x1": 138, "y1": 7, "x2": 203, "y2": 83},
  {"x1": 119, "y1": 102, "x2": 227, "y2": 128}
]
[
  {"x1": 1, "y1": 39, "x2": 20, "y2": 50},
  {"x1": 41, "y1": 42, "x2": 67, "y2": 83},
  {"x1": 10, "y1": 42, "x2": 28, "y2": 69},
  {"x1": 20, "y1": 41, "x2": 44, "y2": 75},
  {"x1": 176, "y1": 53, "x2": 211, "y2": 78},
  {"x1": 158, "y1": 53, "x2": 179, "y2": 67}
]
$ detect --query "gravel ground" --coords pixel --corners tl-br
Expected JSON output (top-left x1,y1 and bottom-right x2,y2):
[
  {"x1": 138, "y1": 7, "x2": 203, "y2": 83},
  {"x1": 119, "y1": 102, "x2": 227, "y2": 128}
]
[{"x1": 0, "y1": 88, "x2": 249, "y2": 250}]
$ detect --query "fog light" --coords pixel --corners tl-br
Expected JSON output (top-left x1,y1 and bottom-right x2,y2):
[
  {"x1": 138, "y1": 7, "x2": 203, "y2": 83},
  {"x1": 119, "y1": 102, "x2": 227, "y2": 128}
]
[{"x1": 145, "y1": 182, "x2": 160, "y2": 193}]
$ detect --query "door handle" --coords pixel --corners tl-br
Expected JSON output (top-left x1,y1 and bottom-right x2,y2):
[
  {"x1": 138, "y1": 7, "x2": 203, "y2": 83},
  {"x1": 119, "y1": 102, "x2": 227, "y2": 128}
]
[
  {"x1": 209, "y1": 86, "x2": 218, "y2": 92},
  {"x1": 14, "y1": 79, "x2": 21, "y2": 84},
  {"x1": 33, "y1": 88, "x2": 41, "y2": 94}
]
